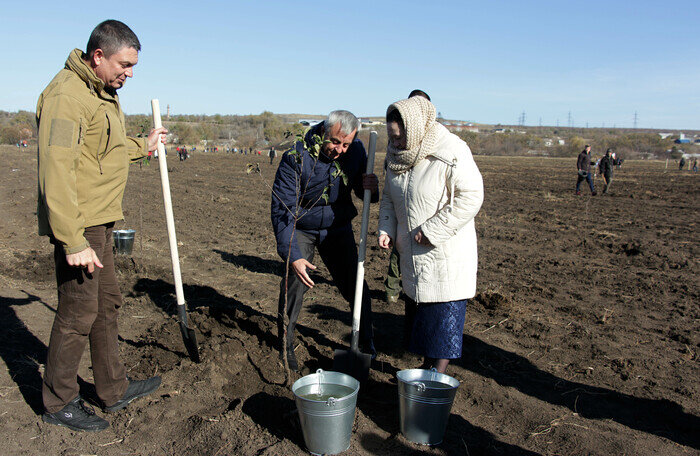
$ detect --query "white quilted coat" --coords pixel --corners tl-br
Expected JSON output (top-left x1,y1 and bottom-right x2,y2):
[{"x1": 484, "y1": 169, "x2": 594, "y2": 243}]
[{"x1": 378, "y1": 125, "x2": 483, "y2": 303}]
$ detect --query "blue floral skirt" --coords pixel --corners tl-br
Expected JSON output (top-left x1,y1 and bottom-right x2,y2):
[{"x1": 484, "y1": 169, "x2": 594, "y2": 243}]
[{"x1": 406, "y1": 298, "x2": 468, "y2": 359}]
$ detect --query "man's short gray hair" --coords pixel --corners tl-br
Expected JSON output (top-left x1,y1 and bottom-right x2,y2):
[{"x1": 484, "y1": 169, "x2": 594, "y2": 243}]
[{"x1": 324, "y1": 110, "x2": 360, "y2": 137}]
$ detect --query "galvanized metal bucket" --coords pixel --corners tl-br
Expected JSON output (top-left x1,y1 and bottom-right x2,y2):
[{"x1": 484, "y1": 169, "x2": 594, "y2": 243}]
[
  {"x1": 397, "y1": 368, "x2": 459, "y2": 445},
  {"x1": 292, "y1": 369, "x2": 360, "y2": 455},
  {"x1": 113, "y1": 229, "x2": 136, "y2": 255}
]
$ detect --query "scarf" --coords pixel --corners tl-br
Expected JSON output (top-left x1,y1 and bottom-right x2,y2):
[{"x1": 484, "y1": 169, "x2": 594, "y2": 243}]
[{"x1": 386, "y1": 97, "x2": 440, "y2": 174}]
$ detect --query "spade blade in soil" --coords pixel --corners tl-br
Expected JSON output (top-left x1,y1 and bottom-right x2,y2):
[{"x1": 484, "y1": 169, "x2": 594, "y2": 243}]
[
  {"x1": 333, "y1": 333, "x2": 371, "y2": 382},
  {"x1": 178, "y1": 305, "x2": 200, "y2": 363}
]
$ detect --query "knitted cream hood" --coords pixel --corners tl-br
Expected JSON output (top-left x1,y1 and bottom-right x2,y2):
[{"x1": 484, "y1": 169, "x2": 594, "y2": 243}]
[{"x1": 385, "y1": 97, "x2": 441, "y2": 174}]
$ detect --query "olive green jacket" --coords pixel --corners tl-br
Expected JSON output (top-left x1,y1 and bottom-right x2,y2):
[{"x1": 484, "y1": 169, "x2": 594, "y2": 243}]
[{"x1": 37, "y1": 49, "x2": 147, "y2": 254}]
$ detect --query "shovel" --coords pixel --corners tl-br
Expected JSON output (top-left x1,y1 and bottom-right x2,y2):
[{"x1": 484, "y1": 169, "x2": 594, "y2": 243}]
[
  {"x1": 333, "y1": 130, "x2": 377, "y2": 381},
  {"x1": 151, "y1": 99, "x2": 200, "y2": 363}
]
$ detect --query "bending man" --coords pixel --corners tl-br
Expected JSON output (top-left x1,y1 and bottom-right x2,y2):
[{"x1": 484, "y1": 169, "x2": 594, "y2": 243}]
[{"x1": 271, "y1": 111, "x2": 378, "y2": 371}]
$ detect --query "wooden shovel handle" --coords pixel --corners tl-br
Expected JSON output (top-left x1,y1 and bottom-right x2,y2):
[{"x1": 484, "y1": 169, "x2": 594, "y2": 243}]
[{"x1": 151, "y1": 99, "x2": 185, "y2": 306}]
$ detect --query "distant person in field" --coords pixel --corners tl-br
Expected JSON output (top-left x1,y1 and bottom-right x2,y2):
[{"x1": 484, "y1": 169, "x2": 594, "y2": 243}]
[
  {"x1": 36, "y1": 20, "x2": 165, "y2": 432},
  {"x1": 599, "y1": 149, "x2": 614, "y2": 194},
  {"x1": 378, "y1": 96, "x2": 483, "y2": 374},
  {"x1": 268, "y1": 146, "x2": 276, "y2": 164},
  {"x1": 679, "y1": 157, "x2": 686, "y2": 171},
  {"x1": 271, "y1": 110, "x2": 378, "y2": 371},
  {"x1": 384, "y1": 89, "x2": 432, "y2": 308},
  {"x1": 576, "y1": 145, "x2": 597, "y2": 196},
  {"x1": 692, "y1": 158, "x2": 698, "y2": 173}
]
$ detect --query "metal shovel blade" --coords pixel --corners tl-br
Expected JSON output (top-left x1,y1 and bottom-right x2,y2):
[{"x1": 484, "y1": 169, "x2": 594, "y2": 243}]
[
  {"x1": 333, "y1": 331, "x2": 371, "y2": 382},
  {"x1": 178, "y1": 304, "x2": 200, "y2": 363}
]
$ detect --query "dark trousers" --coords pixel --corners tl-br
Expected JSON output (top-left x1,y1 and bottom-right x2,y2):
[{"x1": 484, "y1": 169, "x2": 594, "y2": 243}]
[
  {"x1": 576, "y1": 172, "x2": 595, "y2": 193},
  {"x1": 602, "y1": 173, "x2": 613, "y2": 193},
  {"x1": 277, "y1": 227, "x2": 373, "y2": 351},
  {"x1": 384, "y1": 246, "x2": 401, "y2": 297},
  {"x1": 43, "y1": 223, "x2": 128, "y2": 413}
]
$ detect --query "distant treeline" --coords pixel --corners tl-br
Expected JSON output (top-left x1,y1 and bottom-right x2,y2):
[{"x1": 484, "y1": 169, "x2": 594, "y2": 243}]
[
  {"x1": 453, "y1": 128, "x2": 681, "y2": 159},
  {"x1": 1, "y1": 110, "x2": 694, "y2": 159}
]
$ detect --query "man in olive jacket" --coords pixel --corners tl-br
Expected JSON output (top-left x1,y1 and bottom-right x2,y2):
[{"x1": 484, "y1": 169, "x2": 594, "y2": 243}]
[{"x1": 37, "y1": 20, "x2": 167, "y2": 432}]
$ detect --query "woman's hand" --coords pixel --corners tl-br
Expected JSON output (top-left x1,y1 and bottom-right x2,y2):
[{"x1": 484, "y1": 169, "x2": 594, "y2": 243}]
[
  {"x1": 378, "y1": 234, "x2": 393, "y2": 249},
  {"x1": 414, "y1": 229, "x2": 432, "y2": 246}
]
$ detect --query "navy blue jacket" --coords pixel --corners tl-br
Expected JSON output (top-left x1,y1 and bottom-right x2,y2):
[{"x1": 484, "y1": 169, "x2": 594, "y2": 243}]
[{"x1": 271, "y1": 124, "x2": 376, "y2": 262}]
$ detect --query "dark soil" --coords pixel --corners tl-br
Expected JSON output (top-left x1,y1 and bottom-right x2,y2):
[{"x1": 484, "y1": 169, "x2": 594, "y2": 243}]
[{"x1": 0, "y1": 145, "x2": 698, "y2": 455}]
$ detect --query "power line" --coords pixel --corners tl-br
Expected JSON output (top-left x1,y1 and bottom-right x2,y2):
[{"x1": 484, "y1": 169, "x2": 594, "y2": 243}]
[
  {"x1": 518, "y1": 111, "x2": 526, "y2": 126},
  {"x1": 633, "y1": 111, "x2": 638, "y2": 129}
]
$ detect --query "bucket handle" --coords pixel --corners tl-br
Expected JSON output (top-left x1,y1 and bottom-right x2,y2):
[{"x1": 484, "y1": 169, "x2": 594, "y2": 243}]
[
  {"x1": 411, "y1": 381, "x2": 426, "y2": 392},
  {"x1": 430, "y1": 367, "x2": 438, "y2": 382},
  {"x1": 316, "y1": 369, "x2": 324, "y2": 391},
  {"x1": 315, "y1": 369, "x2": 338, "y2": 406}
]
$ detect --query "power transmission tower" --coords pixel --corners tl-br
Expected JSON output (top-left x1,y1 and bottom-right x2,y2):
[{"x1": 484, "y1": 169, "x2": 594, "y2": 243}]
[
  {"x1": 539, "y1": 117, "x2": 542, "y2": 127},
  {"x1": 556, "y1": 119, "x2": 559, "y2": 127},
  {"x1": 567, "y1": 111, "x2": 572, "y2": 128},
  {"x1": 586, "y1": 122, "x2": 589, "y2": 129},
  {"x1": 633, "y1": 111, "x2": 638, "y2": 129}
]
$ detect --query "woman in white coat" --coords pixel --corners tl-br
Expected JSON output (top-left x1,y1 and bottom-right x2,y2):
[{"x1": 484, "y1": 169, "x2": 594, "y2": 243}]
[{"x1": 378, "y1": 96, "x2": 483, "y2": 373}]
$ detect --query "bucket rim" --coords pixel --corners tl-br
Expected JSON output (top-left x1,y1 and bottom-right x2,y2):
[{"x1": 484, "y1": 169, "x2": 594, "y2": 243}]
[
  {"x1": 291, "y1": 369, "x2": 360, "y2": 401},
  {"x1": 113, "y1": 229, "x2": 136, "y2": 235},
  {"x1": 396, "y1": 368, "x2": 460, "y2": 389}
]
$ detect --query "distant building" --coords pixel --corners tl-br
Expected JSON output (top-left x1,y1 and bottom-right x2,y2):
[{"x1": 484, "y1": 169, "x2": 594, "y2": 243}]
[
  {"x1": 675, "y1": 133, "x2": 691, "y2": 144},
  {"x1": 360, "y1": 118, "x2": 384, "y2": 128},
  {"x1": 439, "y1": 121, "x2": 478, "y2": 133},
  {"x1": 543, "y1": 138, "x2": 565, "y2": 147},
  {"x1": 298, "y1": 119, "x2": 323, "y2": 127},
  {"x1": 658, "y1": 132, "x2": 673, "y2": 139}
]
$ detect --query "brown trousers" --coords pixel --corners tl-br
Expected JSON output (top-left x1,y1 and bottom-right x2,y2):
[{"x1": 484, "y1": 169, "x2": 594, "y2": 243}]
[{"x1": 42, "y1": 223, "x2": 128, "y2": 413}]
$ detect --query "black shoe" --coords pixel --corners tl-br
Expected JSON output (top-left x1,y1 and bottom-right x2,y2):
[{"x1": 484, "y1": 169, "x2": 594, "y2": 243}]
[
  {"x1": 360, "y1": 339, "x2": 377, "y2": 360},
  {"x1": 104, "y1": 376, "x2": 161, "y2": 413},
  {"x1": 283, "y1": 347, "x2": 299, "y2": 371},
  {"x1": 42, "y1": 396, "x2": 109, "y2": 432}
]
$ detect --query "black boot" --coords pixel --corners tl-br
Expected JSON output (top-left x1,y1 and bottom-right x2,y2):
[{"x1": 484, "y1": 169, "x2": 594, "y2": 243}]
[
  {"x1": 360, "y1": 338, "x2": 377, "y2": 360},
  {"x1": 104, "y1": 376, "x2": 161, "y2": 412},
  {"x1": 279, "y1": 343, "x2": 299, "y2": 371},
  {"x1": 42, "y1": 396, "x2": 109, "y2": 432}
]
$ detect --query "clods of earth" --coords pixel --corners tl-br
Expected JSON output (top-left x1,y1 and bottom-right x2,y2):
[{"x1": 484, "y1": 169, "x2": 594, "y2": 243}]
[{"x1": 0, "y1": 145, "x2": 698, "y2": 455}]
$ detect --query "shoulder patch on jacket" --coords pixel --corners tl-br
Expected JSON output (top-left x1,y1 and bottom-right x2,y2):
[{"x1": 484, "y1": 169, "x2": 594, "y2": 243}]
[{"x1": 48, "y1": 118, "x2": 75, "y2": 148}]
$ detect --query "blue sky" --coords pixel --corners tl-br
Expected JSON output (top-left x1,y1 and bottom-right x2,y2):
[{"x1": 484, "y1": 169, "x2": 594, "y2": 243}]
[{"x1": 1, "y1": 0, "x2": 698, "y2": 129}]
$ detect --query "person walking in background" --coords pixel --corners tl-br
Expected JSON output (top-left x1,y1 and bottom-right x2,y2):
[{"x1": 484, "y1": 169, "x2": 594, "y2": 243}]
[
  {"x1": 268, "y1": 146, "x2": 276, "y2": 164},
  {"x1": 384, "y1": 89, "x2": 431, "y2": 306},
  {"x1": 679, "y1": 156, "x2": 686, "y2": 171},
  {"x1": 599, "y1": 148, "x2": 614, "y2": 194},
  {"x1": 692, "y1": 158, "x2": 698, "y2": 173},
  {"x1": 576, "y1": 145, "x2": 597, "y2": 196},
  {"x1": 378, "y1": 96, "x2": 484, "y2": 374},
  {"x1": 36, "y1": 20, "x2": 165, "y2": 432}
]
